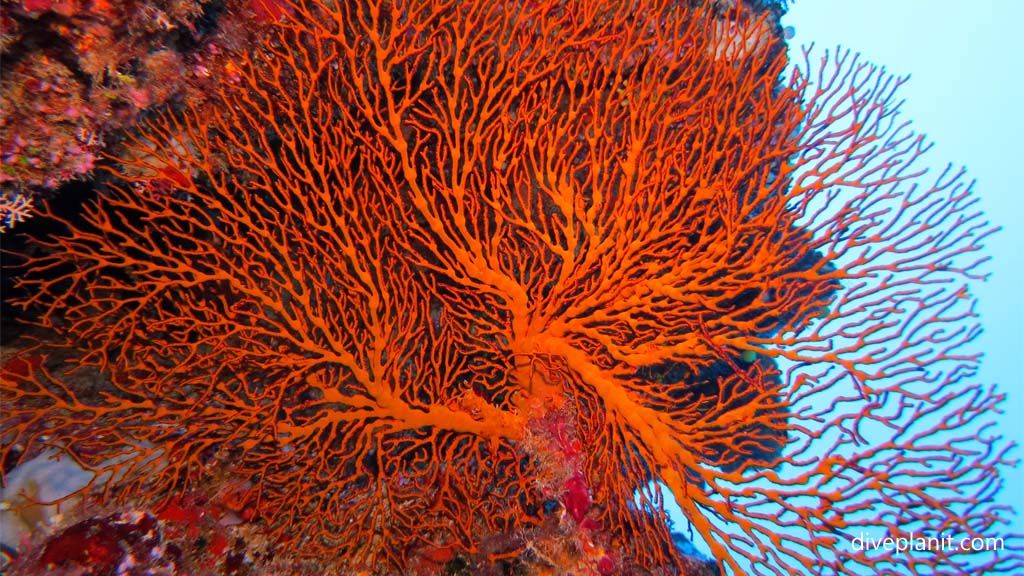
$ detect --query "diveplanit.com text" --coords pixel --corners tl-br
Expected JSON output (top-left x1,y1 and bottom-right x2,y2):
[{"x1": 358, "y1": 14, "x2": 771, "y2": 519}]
[{"x1": 850, "y1": 532, "x2": 1005, "y2": 556}]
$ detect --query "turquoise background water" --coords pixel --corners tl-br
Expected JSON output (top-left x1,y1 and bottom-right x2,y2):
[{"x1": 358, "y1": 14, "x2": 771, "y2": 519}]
[{"x1": 783, "y1": 0, "x2": 1023, "y2": 536}]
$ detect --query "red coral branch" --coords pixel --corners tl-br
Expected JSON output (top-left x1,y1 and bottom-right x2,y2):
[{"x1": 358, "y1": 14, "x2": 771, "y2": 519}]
[{"x1": 2, "y1": 0, "x2": 1019, "y2": 574}]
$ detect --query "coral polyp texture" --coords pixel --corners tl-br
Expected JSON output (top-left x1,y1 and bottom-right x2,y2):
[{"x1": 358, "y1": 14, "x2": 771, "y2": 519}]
[
  {"x1": 0, "y1": 0, "x2": 285, "y2": 232},
  {"x1": 2, "y1": 0, "x2": 1020, "y2": 574}
]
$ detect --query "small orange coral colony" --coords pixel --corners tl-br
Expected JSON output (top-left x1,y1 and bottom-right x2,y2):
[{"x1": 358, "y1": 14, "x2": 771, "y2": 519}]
[{"x1": 2, "y1": 0, "x2": 1019, "y2": 574}]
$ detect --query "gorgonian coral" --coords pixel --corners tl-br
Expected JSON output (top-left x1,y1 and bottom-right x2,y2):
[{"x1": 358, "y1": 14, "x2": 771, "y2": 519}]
[{"x1": 2, "y1": 0, "x2": 1019, "y2": 573}]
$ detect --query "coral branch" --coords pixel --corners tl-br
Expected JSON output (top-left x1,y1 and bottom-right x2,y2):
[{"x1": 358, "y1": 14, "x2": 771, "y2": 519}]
[{"x1": 2, "y1": 0, "x2": 1018, "y2": 573}]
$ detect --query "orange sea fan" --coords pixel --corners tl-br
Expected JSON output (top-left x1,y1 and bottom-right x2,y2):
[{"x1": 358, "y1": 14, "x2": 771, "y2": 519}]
[{"x1": 2, "y1": 0, "x2": 1020, "y2": 573}]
